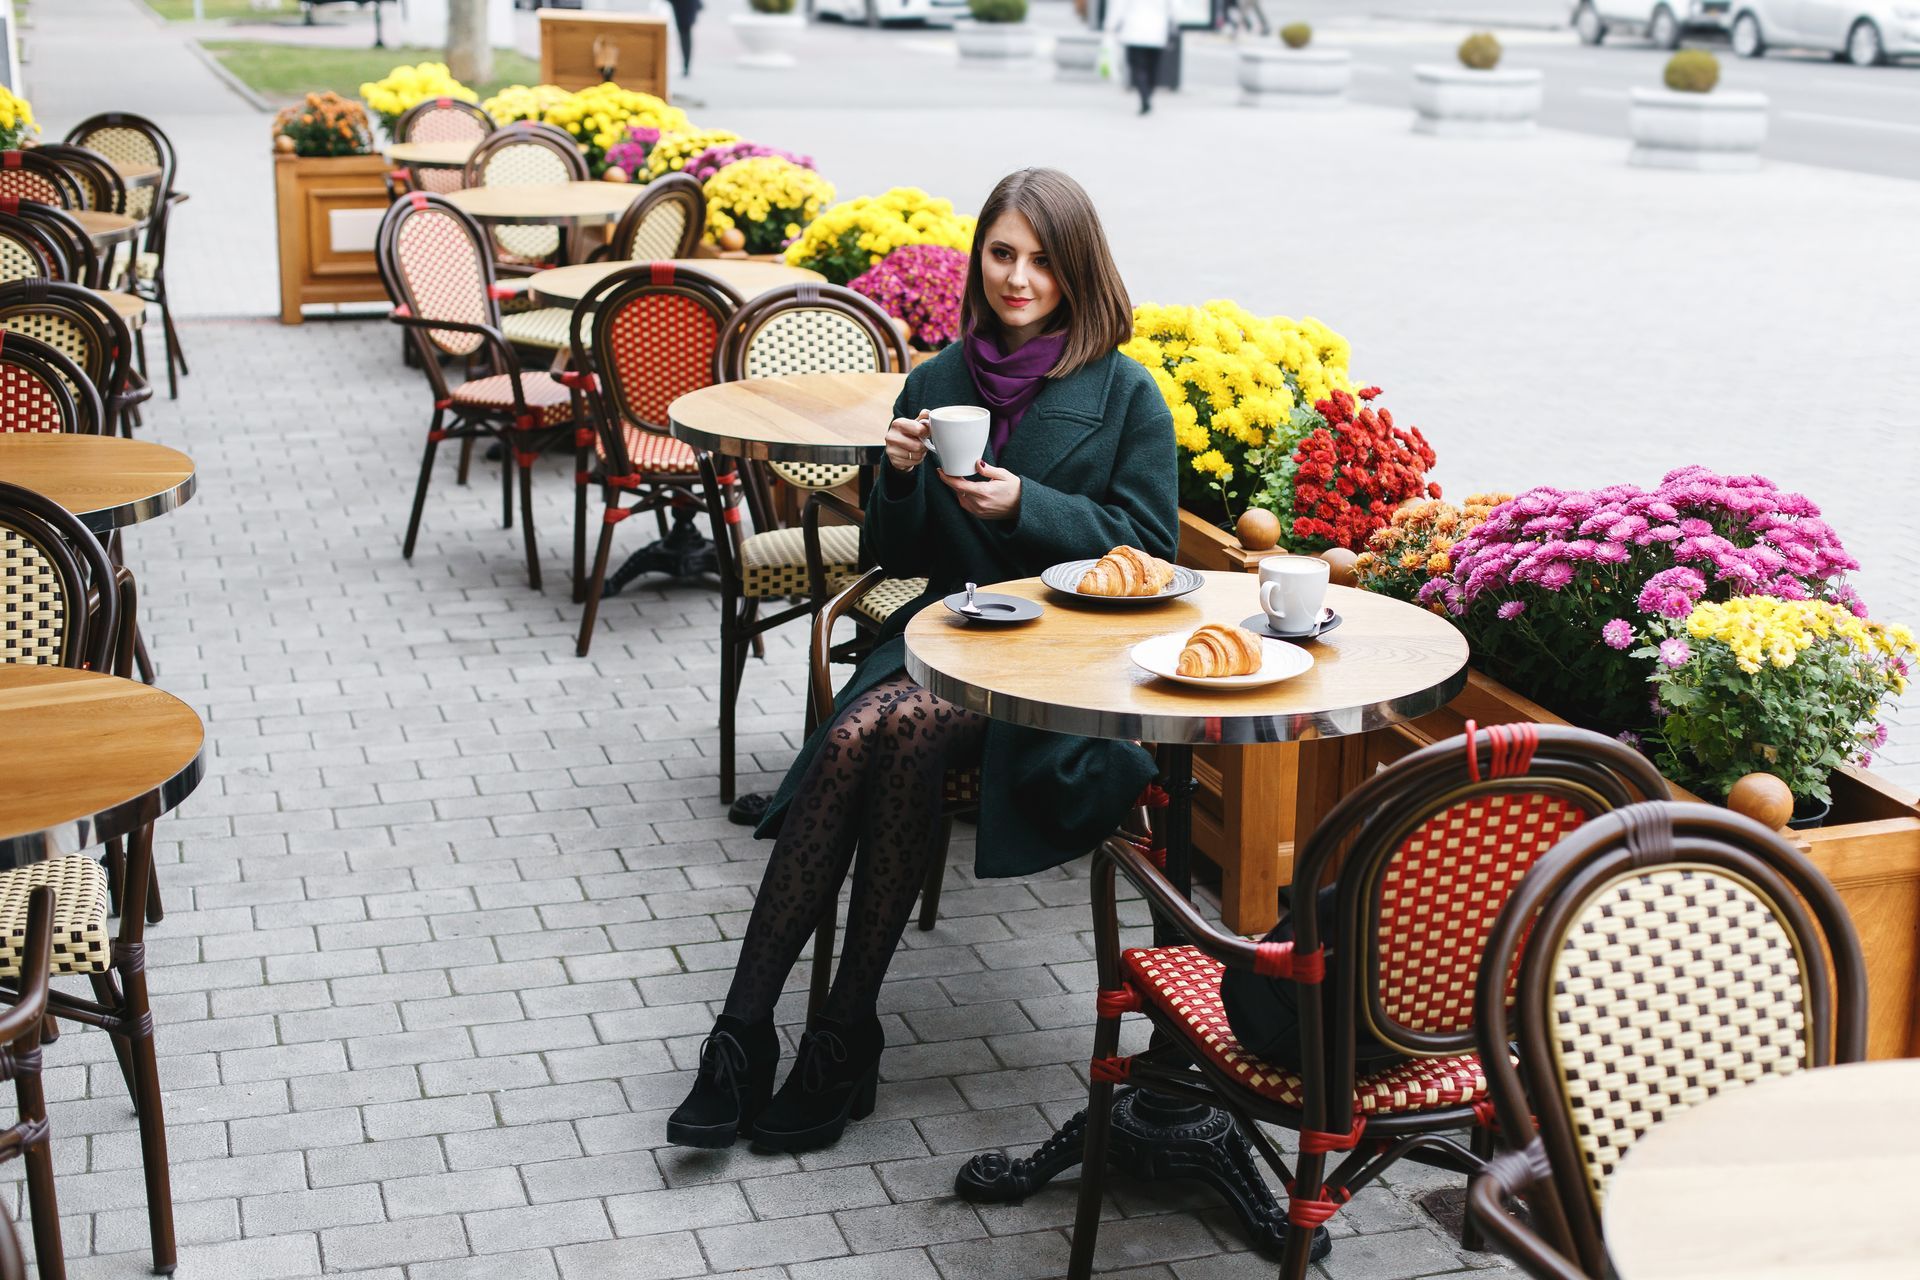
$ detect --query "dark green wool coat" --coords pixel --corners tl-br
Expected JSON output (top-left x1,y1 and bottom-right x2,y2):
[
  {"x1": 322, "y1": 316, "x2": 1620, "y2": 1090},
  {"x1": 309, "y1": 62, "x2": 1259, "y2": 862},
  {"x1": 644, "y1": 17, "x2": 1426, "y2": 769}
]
[{"x1": 755, "y1": 343, "x2": 1180, "y2": 879}]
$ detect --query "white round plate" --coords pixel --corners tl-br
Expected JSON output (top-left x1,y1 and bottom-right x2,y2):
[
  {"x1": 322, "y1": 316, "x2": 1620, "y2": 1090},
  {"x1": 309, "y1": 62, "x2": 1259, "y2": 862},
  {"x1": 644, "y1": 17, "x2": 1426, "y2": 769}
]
[
  {"x1": 1129, "y1": 630, "x2": 1315, "y2": 689},
  {"x1": 1041, "y1": 560, "x2": 1203, "y2": 603}
]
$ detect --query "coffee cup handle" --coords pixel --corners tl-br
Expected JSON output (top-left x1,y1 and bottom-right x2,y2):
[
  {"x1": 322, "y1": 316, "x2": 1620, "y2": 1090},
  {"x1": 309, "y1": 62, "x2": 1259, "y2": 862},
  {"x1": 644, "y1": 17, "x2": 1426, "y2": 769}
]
[{"x1": 1260, "y1": 581, "x2": 1285, "y2": 621}]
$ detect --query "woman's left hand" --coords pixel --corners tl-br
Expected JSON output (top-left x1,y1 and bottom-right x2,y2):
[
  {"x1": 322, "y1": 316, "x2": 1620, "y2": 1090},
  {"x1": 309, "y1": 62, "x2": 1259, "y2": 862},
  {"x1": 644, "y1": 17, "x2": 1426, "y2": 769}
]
[{"x1": 937, "y1": 462, "x2": 1022, "y2": 521}]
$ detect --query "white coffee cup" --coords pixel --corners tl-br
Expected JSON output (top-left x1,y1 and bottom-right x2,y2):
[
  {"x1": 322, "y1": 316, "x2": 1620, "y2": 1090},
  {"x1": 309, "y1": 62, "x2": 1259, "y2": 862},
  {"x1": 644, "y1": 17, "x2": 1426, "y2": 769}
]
[
  {"x1": 927, "y1": 405, "x2": 990, "y2": 478},
  {"x1": 1258, "y1": 555, "x2": 1330, "y2": 635}
]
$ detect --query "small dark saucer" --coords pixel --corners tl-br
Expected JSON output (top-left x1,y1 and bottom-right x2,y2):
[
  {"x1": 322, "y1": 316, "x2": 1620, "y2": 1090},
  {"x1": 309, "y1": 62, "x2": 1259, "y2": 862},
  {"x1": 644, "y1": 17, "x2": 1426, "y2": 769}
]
[
  {"x1": 945, "y1": 592, "x2": 1043, "y2": 624},
  {"x1": 1239, "y1": 610, "x2": 1342, "y2": 642}
]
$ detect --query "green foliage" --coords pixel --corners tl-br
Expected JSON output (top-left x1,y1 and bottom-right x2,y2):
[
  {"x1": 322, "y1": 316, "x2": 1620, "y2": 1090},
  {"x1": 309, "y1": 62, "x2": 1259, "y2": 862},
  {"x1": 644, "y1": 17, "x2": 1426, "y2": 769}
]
[
  {"x1": 968, "y1": 0, "x2": 1028, "y2": 23},
  {"x1": 1457, "y1": 32, "x2": 1502, "y2": 70},
  {"x1": 750, "y1": 0, "x2": 797, "y2": 12},
  {"x1": 1280, "y1": 22, "x2": 1312, "y2": 49},
  {"x1": 1663, "y1": 49, "x2": 1720, "y2": 92}
]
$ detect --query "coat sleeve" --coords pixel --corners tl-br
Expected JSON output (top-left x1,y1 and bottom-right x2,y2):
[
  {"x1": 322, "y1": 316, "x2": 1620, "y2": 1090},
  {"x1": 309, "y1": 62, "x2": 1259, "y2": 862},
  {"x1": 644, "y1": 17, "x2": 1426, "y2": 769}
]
[
  {"x1": 996, "y1": 370, "x2": 1179, "y2": 564},
  {"x1": 862, "y1": 376, "x2": 935, "y2": 578}
]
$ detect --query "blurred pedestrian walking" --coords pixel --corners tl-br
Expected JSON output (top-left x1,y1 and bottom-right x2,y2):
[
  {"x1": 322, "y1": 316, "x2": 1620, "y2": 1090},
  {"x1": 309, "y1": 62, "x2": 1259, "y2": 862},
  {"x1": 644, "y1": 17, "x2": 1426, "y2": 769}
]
[
  {"x1": 1222, "y1": 0, "x2": 1269, "y2": 37},
  {"x1": 667, "y1": 0, "x2": 701, "y2": 76},
  {"x1": 1105, "y1": 0, "x2": 1176, "y2": 115}
]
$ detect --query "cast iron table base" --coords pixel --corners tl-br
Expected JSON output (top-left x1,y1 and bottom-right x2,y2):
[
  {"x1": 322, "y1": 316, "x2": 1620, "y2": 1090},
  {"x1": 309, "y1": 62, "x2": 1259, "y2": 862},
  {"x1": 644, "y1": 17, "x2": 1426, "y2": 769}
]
[{"x1": 603, "y1": 517, "x2": 716, "y2": 596}]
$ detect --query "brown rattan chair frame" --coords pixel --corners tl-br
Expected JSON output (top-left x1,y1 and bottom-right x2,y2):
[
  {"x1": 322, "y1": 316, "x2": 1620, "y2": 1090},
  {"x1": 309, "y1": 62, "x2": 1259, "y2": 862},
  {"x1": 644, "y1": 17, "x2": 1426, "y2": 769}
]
[
  {"x1": 0, "y1": 888, "x2": 58, "y2": 1280},
  {"x1": 590, "y1": 172, "x2": 705, "y2": 263},
  {"x1": 0, "y1": 480, "x2": 122, "y2": 673},
  {"x1": 0, "y1": 215, "x2": 53, "y2": 284},
  {"x1": 1065, "y1": 725, "x2": 1668, "y2": 1280},
  {"x1": 3, "y1": 202, "x2": 100, "y2": 289},
  {"x1": 0, "y1": 330, "x2": 104, "y2": 436},
  {"x1": 389, "y1": 98, "x2": 494, "y2": 198},
  {"x1": 32, "y1": 145, "x2": 126, "y2": 215},
  {"x1": 1464, "y1": 801, "x2": 1867, "y2": 1280},
  {"x1": 563, "y1": 262, "x2": 742, "y2": 654},
  {"x1": 0, "y1": 152, "x2": 83, "y2": 210},
  {"x1": 463, "y1": 122, "x2": 590, "y2": 273},
  {"x1": 377, "y1": 192, "x2": 581, "y2": 590}
]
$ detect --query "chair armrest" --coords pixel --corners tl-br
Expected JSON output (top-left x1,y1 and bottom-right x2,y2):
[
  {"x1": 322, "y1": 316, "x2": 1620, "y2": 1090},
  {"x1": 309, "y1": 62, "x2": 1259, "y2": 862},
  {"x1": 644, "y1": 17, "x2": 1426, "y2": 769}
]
[
  {"x1": 389, "y1": 313, "x2": 527, "y2": 393},
  {"x1": 0, "y1": 888, "x2": 54, "y2": 1044},
  {"x1": 1465, "y1": 1142, "x2": 1588, "y2": 1280},
  {"x1": 809, "y1": 567, "x2": 887, "y2": 726}
]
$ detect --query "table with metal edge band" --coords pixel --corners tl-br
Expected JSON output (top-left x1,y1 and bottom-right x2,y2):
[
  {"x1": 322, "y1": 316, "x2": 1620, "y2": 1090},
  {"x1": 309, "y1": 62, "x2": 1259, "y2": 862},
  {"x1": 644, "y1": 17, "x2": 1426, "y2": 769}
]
[
  {"x1": 905, "y1": 574, "x2": 1469, "y2": 1257},
  {"x1": 108, "y1": 160, "x2": 163, "y2": 191},
  {"x1": 528, "y1": 259, "x2": 827, "y2": 311},
  {"x1": 385, "y1": 139, "x2": 477, "y2": 171},
  {"x1": 0, "y1": 666, "x2": 206, "y2": 867},
  {"x1": 444, "y1": 182, "x2": 645, "y2": 228},
  {"x1": 71, "y1": 209, "x2": 143, "y2": 251},
  {"x1": 1603, "y1": 1060, "x2": 1920, "y2": 1280},
  {"x1": 0, "y1": 435, "x2": 195, "y2": 534},
  {"x1": 93, "y1": 287, "x2": 148, "y2": 331}
]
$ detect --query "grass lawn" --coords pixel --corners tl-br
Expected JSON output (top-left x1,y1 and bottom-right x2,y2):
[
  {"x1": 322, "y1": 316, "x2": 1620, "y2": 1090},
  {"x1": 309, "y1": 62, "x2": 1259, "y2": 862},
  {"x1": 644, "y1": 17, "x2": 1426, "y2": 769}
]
[
  {"x1": 147, "y1": 0, "x2": 287, "y2": 20},
  {"x1": 199, "y1": 42, "x2": 542, "y2": 102}
]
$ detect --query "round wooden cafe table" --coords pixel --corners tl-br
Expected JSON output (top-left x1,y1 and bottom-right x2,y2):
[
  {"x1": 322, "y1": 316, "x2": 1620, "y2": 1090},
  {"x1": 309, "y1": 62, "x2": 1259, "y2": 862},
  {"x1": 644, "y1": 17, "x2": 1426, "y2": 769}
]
[
  {"x1": 445, "y1": 182, "x2": 643, "y2": 227},
  {"x1": 385, "y1": 139, "x2": 475, "y2": 171},
  {"x1": 668, "y1": 371, "x2": 904, "y2": 465},
  {"x1": 110, "y1": 160, "x2": 164, "y2": 191},
  {"x1": 529, "y1": 259, "x2": 826, "y2": 310},
  {"x1": 913, "y1": 573, "x2": 1468, "y2": 1249},
  {"x1": 71, "y1": 209, "x2": 142, "y2": 250},
  {"x1": 1605, "y1": 1060, "x2": 1920, "y2": 1280},
  {"x1": 0, "y1": 667, "x2": 205, "y2": 866},
  {"x1": 0, "y1": 434, "x2": 195, "y2": 534}
]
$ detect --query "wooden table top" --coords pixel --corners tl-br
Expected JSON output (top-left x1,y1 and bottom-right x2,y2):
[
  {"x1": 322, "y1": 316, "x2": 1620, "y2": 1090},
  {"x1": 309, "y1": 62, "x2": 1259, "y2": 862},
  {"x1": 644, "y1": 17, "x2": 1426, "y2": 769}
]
[
  {"x1": 905, "y1": 577, "x2": 1469, "y2": 744},
  {"x1": 93, "y1": 288, "x2": 147, "y2": 330},
  {"x1": 445, "y1": 182, "x2": 643, "y2": 226},
  {"x1": 529, "y1": 259, "x2": 826, "y2": 309},
  {"x1": 0, "y1": 666, "x2": 205, "y2": 864},
  {"x1": 71, "y1": 209, "x2": 141, "y2": 246},
  {"x1": 386, "y1": 139, "x2": 476, "y2": 169},
  {"x1": 112, "y1": 160, "x2": 163, "y2": 188},
  {"x1": 1605, "y1": 1061, "x2": 1920, "y2": 1280},
  {"x1": 0, "y1": 434, "x2": 195, "y2": 533},
  {"x1": 669, "y1": 372, "x2": 905, "y2": 464}
]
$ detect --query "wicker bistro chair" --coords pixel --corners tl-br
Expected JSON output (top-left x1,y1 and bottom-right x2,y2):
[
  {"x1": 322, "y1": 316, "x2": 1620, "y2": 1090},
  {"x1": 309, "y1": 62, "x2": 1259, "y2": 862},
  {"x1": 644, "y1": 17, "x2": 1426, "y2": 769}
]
[
  {"x1": 563, "y1": 261, "x2": 742, "y2": 655},
  {"x1": 801, "y1": 567, "x2": 979, "y2": 1016},
  {"x1": 589, "y1": 172, "x2": 705, "y2": 264},
  {"x1": 0, "y1": 280, "x2": 143, "y2": 436},
  {"x1": 0, "y1": 888, "x2": 58, "y2": 1280},
  {"x1": 0, "y1": 330, "x2": 104, "y2": 436},
  {"x1": 33, "y1": 145, "x2": 126, "y2": 215},
  {"x1": 390, "y1": 97, "x2": 493, "y2": 195},
  {"x1": 0, "y1": 216, "x2": 52, "y2": 284},
  {"x1": 463, "y1": 122, "x2": 590, "y2": 277},
  {"x1": 0, "y1": 152, "x2": 82, "y2": 210},
  {"x1": 0, "y1": 201, "x2": 100, "y2": 290},
  {"x1": 377, "y1": 192, "x2": 585, "y2": 590},
  {"x1": 1063, "y1": 723, "x2": 1668, "y2": 1280},
  {"x1": 1463, "y1": 802, "x2": 1867, "y2": 1280}
]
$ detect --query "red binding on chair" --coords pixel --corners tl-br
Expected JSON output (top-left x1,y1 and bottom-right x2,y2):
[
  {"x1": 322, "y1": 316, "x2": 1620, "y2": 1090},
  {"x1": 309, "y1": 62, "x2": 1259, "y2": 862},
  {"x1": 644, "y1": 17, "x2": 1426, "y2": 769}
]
[
  {"x1": 1285, "y1": 1183, "x2": 1351, "y2": 1228},
  {"x1": 1095, "y1": 987, "x2": 1140, "y2": 1019},
  {"x1": 407, "y1": 192, "x2": 428, "y2": 210},
  {"x1": 650, "y1": 262, "x2": 675, "y2": 286},
  {"x1": 1299, "y1": 1114, "x2": 1366, "y2": 1154},
  {"x1": 1253, "y1": 942, "x2": 1324, "y2": 983},
  {"x1": 1464, "y1": 720, "x2": 1542, "y2": 782},
  {"x1": 1089, "y1": 1056, "x2": 1132, "y2": 1084}
]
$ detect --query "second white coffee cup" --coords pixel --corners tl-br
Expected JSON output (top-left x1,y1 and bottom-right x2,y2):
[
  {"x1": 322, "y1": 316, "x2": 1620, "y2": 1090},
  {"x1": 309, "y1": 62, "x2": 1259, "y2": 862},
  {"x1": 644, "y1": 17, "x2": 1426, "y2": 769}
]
[
  {"x1": 927, "y1": 405, "x2": 990, "y2": 477},
  {"x1": 1258, "y1": 554, "x2": 1330, "y2": 634}
]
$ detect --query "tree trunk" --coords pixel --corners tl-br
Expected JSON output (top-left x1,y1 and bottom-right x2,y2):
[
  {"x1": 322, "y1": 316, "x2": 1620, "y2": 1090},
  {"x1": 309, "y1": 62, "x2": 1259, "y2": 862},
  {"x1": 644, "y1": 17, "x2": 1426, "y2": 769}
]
[{"x1": 447, "y1": 0, "x2": 493, "y2": 87}]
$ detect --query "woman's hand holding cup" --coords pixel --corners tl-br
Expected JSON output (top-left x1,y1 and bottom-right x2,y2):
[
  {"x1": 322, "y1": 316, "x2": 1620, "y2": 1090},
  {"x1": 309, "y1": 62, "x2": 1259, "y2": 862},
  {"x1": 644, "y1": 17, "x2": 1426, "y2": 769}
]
[{"x1": 885, "y1": 410, "x2": 933, "y2": 473}]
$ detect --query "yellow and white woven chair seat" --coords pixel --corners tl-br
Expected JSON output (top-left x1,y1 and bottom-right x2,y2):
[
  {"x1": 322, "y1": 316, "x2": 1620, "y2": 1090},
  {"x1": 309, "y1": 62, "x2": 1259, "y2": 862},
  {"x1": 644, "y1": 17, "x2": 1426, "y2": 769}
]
[
  {"x1": 135, "y1": 251, "x2": 158, "y2": 284},
  {"x1": 0, "y1": 856, "x2": 111, "y2": 978},
  {"x1": 853, "y1": 577, "x2": 928, "y2": 625},
  {"x1": 769, "y1": 461, "x2": 860, "y2": 491},
  {"x1": 740, "y1": 525, "x2": 862, "y2": 599},
  {"x1": 499, "y1": 307, "x2": 579, "y2": 351}
]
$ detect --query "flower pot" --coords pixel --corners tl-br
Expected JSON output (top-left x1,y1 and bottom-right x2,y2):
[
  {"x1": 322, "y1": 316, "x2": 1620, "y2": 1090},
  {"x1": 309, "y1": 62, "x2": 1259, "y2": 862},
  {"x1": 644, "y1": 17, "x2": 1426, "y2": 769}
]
[
  {"x1": 730, "y1": 11, "x2": 804, "y2": 70},
  {"x1": 955, "y1": 19, "x2": 1038, "y2": 60},
  {"x1": 1411, "y1": 64, "x2": 1543, "y2": 138},
  {"x1": 1238, "y1": 46, "x2": 1351, "y2": 109},
  {"x1": 1787, "y1": 796, "x2": 1831, "y2": 830},
  {"x1": 272, "y1": 151, "x2": 393, "y2": 325},
  {"x1": 1053, "y1": 30, "x2": 1103, "y2": 81},
  {"x1": 1628, "y1": 87, "x2": 1768, "y2": 172}
]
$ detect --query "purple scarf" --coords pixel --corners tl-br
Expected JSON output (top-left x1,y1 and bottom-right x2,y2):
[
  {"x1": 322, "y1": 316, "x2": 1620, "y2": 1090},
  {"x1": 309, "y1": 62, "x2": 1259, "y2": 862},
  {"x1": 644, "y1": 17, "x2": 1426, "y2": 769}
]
[{"x1": 963, "y1": 325, "x2": 1066, "y2": 459}]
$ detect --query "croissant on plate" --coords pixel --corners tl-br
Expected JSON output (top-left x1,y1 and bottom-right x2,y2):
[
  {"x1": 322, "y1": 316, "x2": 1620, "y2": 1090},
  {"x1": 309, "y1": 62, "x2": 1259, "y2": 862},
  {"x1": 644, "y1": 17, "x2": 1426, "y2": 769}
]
[
  {"x1": 1077, "y1": 545, "x2": 1175, "y2": 597},
  {"x1": 1177, "y1": 624, "x2": 1264, "y2": 678}
]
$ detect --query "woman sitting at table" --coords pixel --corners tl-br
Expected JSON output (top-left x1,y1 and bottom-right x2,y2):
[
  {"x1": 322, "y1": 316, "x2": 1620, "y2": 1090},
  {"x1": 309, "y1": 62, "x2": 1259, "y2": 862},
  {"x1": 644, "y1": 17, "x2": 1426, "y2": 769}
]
[{"x1": 668, "y1": 168, "x2": 1178, "y2": 1153}]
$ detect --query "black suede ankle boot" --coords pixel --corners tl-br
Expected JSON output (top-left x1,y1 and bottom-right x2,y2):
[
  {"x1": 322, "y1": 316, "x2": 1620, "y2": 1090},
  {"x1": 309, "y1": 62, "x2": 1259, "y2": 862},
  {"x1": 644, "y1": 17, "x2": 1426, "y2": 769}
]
[
  {"x1": 750, "y1": 1014, "x2": 883, "y2": 1152},
  {"x1": 666, "y1": 1015, "x2": 778, "y2": 1149}
]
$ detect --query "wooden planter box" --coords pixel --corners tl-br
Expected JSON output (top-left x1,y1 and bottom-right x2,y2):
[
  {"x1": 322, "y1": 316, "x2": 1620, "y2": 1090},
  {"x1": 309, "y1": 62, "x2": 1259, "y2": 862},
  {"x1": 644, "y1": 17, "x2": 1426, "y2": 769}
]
[
  {"x1": 1176, "y1": 507, "x2": 1920, "y2": 1059},
  {"x1": 538, "y1": 8, "x2": 669, "y2": 96},
  {"x1": 273, "y1": 152, "x2": 393, "y2": 325}
]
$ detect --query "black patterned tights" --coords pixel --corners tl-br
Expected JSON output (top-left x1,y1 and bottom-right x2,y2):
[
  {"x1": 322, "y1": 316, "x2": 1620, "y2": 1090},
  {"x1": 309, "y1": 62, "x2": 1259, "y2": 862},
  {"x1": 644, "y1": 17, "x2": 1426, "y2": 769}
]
[{"x1": 723, "y1": 676, "x2": 986, "y2": 1027}]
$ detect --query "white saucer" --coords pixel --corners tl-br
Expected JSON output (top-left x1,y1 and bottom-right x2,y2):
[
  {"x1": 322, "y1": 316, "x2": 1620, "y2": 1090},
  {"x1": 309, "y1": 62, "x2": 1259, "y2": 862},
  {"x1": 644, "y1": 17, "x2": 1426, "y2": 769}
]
[{"x1": 1129, "y1": 630, "x2": 1316, "y2": 689}]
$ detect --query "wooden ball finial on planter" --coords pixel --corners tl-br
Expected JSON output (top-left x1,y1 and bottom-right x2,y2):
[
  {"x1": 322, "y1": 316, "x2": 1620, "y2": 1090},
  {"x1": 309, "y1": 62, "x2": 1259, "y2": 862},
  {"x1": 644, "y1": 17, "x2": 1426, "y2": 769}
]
[
  {"x1": 1321, "y1": 547, "x2": 1359, "y2": 587},
  {"x1": 1727, "y1": 772, "x2": 1794, "y2": 831},
  {"x1": 719, "y1": 227, "x2": 747, "y2": 253},
  {"x1": 1235, "y1": 508, "x2": 1280, "y2": 552}
]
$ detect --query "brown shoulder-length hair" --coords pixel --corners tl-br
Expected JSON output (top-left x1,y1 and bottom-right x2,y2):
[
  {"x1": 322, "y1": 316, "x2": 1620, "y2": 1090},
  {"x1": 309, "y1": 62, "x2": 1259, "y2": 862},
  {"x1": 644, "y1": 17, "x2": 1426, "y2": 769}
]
[{"x1": 960, "y1": 168, "x2": 1132, "y2": 380}]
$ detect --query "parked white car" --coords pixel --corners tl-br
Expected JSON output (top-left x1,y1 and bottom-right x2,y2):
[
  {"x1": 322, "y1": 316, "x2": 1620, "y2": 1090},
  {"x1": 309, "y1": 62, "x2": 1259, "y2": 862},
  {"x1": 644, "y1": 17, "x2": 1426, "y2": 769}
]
[
  {"x1": 812, "y1": 0, "x2": 970, "y2": 25},
  {"x1": 1572, "y1": 0, "x2": 1732, "y2": 47},
  {"x1": 1728, "y1": 0, "x2": 1920, "y2": 63}
]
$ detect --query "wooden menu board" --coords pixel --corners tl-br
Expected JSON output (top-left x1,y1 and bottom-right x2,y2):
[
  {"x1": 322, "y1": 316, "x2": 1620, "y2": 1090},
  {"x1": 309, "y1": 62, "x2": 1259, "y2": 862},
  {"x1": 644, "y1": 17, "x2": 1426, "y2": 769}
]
[{"x1": 537, "y1": 9, "x2": 670, "y2": 97}]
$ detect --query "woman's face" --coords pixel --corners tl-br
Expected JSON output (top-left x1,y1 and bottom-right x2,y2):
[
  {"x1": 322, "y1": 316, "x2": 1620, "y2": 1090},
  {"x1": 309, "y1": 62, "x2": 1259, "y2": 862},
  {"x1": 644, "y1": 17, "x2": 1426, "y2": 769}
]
[{"x1": 979, "y1": 210, "x2": 1061, "y2": 339}]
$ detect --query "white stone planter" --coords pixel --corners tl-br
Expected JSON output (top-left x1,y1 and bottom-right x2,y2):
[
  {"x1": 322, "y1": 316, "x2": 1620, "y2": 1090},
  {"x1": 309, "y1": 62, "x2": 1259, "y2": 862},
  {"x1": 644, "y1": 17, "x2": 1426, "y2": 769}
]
[
  {"x1": 1053, "y1": 31, "x2": 1103, "y2": 82},
  {"x1": 1411, "y1": 65, "x2": 1543, "y2": 138},
  {"x1": 1238, "y1": 47, "x2": 1351, "y2": 108},
  {"x1": 731, "y1": 11, "x2": 804, "y2": 70},
  {"x1": 955, "y1": 20, "x2": 1038, "y2": 60},
  {"x1": 1628, "y1": 88, "x2": 1768, "y2": 172}
]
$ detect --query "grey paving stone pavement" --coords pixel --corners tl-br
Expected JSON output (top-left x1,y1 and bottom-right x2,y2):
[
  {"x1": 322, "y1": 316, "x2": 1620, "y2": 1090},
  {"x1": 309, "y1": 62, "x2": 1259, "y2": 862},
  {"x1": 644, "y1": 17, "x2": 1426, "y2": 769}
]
[{"x1": 9, "y1": 1, "x2": 1914, "y2": 1276}]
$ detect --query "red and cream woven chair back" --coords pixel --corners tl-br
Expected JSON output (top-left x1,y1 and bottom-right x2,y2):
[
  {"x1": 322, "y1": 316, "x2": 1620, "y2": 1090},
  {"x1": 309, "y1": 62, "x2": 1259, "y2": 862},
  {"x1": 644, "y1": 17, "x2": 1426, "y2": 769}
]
[
  {"x1": 0, "y1": 153, "x2": 81, "y2": 209},
  {"x1": 463, "y1": 123, "x2": 588, "y2": 268},
  {"x1": 32, "y1": 145, "x2": 125, "y2": 215},
  {"x1": 571, "y1": 263, "x2": 741, "y2": 477},
  {"x1": 0, "y1": 480, "x2": 119, "y2": 670},
  {"x1": 0, "y1": 330, "x2": 101, "y2": 435},
  {"x1": 1469, "y1": 801, "x2": 1866, "y2": 1279},
  {"x1": 376, "y1": 192, "x2": 500, "y2": 401},
  {"x1": 606, "y1": 173, "x2": 704, "y2": 263},
  {"x1": 394, "y1": 98, "x2": 493, "y2": 195},
  {"x1": 64, "y1": 113, "x2": 173, "y2": 222},
  {"x1": 0, "y1": 280, "x2": 127, "y2": 410}
]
